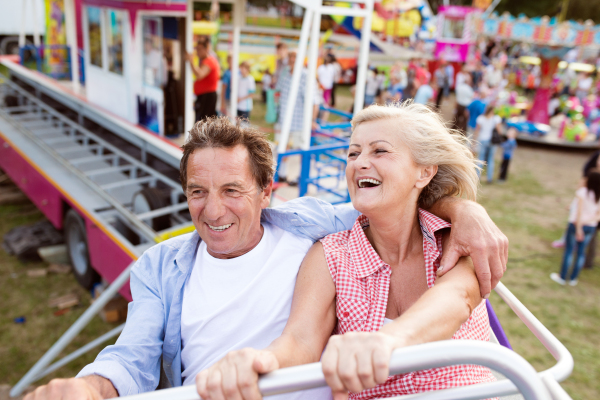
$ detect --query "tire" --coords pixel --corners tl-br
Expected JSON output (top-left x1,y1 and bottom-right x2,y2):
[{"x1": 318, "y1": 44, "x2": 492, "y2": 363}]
[
  {"x1": 64, "y1": 209, "x2": 100, "y2": 290},
  {"x1": 132, "y1": 188, "x2": 171, "y2": 232}
]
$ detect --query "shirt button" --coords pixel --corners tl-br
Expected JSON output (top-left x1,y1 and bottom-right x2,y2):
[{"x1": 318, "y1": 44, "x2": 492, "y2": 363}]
[{"x1": 343, "y1": 311, "x2": 349, "y2": 318}]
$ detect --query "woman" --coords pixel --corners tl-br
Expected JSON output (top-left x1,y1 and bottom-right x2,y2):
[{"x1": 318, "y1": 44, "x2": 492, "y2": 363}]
[
  {"x1": 186, "y1": 37, "x2": 220, "y2": 122},
  {"x1": 197, "y1": 103, "x2": 496, "y2": 400},
  {"x1": 551, "y1": 170, "x2": 600, "y2": 286},
  {"x1": 474, "y1": 105, "x2": 503, "y2": 183}
]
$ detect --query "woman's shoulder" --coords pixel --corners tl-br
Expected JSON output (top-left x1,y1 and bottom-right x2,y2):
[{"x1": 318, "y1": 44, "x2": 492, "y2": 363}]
[{"x1": 320, "y1": 229, "x2": 353, "y2": 251}]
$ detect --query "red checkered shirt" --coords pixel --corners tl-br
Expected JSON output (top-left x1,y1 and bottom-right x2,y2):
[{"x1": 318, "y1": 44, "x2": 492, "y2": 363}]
[{"x1": 320, "y1": 209, "x2": 497, "y2": 399}]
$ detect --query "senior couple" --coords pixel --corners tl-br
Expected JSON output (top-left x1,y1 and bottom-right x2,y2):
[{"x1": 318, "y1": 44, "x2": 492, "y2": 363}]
[{"x1": 28, "y1": 103, "x2": 508, "y2": 400}]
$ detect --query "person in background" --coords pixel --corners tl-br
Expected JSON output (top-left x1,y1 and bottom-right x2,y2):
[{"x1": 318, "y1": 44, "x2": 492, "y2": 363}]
[
  {"x1": 413, "y1": 77, "x2": 434, "y2": 106},
  {"x1": 273, "y1": 42, "x2": 289, "y2": 88},
  {"x1": 434, "y1": 59, "x2": 452, "y2": 109},
  {"x1": 261, "y1": 69, "x2": 272, "y2": 104},
  {"x1": 237, "y1": 61, "x2": 256, "y2": 121},
  {"x1": 186, "y1": 37, "x2": 221, "y2": 122},
  {"x1": 575, "y1": 72, "x2": 593, "y2": 103},
  {"x1": 454, "y1": 74, "x2": 475, "y2": 135},
  {"x1": 220, "y1": 54, "x2": 232, "y2": 117},
  {"x1": 548, "y1": 92, "x2": 561, "y2": 118},
  {"x1": 376, "y1": 68, "x2": 387, "y2": 104},
  {"x1": 551, "y1": 171, "x2": 600, "y2": 286},
  {"x1": 364, "y1": 67, "x2": 379, "y2": 106},
  {"x1": 473, "y1": 105, "x2": 503, "y2": 184},
  {"x1": 498, "y1": 127, "x2": 517, "y2": 182},
  {"x1": 328, "y1": 51, "x2": 342, "y2": 108},
  {"x1": 467, "y1": 91, "x2": 487, "y2": 139},
  {"x1": 317, "y1": 54, "x2": 336, "y2": 121}
]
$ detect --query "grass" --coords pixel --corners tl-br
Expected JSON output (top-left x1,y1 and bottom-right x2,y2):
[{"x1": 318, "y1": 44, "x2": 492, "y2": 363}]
[{"x1": 1, "y1": 89, "x2": 599, "y2": 399}]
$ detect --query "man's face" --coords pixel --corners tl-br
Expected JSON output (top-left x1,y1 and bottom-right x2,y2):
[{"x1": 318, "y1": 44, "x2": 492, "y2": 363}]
[{"x1": 186, "y1": 146, "x2": 272, "y2": 259}]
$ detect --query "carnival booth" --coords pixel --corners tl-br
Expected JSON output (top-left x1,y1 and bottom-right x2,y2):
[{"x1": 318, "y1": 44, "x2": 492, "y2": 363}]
[{"x1": 434, "y1": 5, "x2": 479, "y2": 63}]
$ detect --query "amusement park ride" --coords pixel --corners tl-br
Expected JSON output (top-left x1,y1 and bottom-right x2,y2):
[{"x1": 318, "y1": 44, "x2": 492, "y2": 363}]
[{"x1": 0, "y1": 0, "x2": 592, "y2": 398}]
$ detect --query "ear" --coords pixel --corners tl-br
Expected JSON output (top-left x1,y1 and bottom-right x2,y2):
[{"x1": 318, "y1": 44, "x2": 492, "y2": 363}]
[
  {"x1": 260, "y1": 180, "x2": 274, "y2": 209},
  {"x1": 415, "y1": 165, "x2": 438, "y2": 189}
]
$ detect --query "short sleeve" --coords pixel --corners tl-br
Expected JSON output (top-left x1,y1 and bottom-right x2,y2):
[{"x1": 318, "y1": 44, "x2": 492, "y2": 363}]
[
  {"x1": 576, "y1": 187, "x2": 588, "y2": 200},
  {"x1": 495, "y1": 115, "x2": 502, "y2": 124},
  {"x1": 476, "y1": 115, "x2": 484, "y2": 126}
]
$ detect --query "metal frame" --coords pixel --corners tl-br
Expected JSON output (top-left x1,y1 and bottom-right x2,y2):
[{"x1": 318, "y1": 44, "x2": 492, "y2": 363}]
[{"x1": 104, "y1": 282, "x2": 573, "y2": 400}]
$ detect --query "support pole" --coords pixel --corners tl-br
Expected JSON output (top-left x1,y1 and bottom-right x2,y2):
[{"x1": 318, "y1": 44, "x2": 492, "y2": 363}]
[
  {"x1": 32, "y1": 0, "x2": 41, "y2": 47},
  {"x1": 20, "y1": 0, "x2": 27, "y2": 48},
  {"x1": 10, "y1": 263, "x2": 134, "y2": 397},
  {"x1": 301, "y1": 11, "x2": 321, "y2": 150},
  {"x1": 184, "y1": 0, "x2": 195, "y2": 137},
  {"x1": 230, "y1": 0, "x2": 244, "y2": 119},
  {"x1": 277, "y1": 8, "x2": 313, "y2": 154},
  {"x1": 353, "y1": 1, "x2": 373, "y2": 114},
  {"x1": 65, "y1": 0, "x2": 80, "y2": 92}
]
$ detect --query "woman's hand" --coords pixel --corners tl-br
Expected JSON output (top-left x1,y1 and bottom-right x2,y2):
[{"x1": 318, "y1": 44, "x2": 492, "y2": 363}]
[
  {"x1": 322, "y1": 332, "x2": 400, "y2": 400},
  {"x1": 196, "y1": 348, "x2": 279, "y2": 400},
  {"x1": 576, "y1": 227, "x2": 585, "y2": 242},
  {"x1": 185, "y1": 52, "x2": 195, "y2": 64}
]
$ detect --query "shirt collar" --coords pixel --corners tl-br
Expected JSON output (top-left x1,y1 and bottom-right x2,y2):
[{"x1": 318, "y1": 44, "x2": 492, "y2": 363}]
[
  {"x1": 174, "y1": 230, "x2": 202, "y2": 274},
  {"x1": 349, "y1": 209, "x2": 451, "y2": 279}
]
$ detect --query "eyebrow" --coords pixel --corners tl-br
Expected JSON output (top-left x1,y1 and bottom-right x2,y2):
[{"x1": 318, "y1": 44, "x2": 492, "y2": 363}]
[
  {"x1": 349, "y1": 140, "x2": 393, "y2": 148},
  {"x1": 186, "y1": 182, "x2": 246, "y2": 190}
]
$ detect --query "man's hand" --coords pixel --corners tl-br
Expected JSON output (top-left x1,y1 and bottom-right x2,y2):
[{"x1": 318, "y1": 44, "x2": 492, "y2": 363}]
[
  {"x1": 24, "y1": 376, "x2": 109, "y2": 400},
  {"x1": 322, "y1": 332, "x2": 399, "y2": 400},
  {"x1": 434, "y1": 200, "x2": 508, "y2": 299},
  {"x1": 196, "y1": 348, "x2": 279, "y2": 400}
]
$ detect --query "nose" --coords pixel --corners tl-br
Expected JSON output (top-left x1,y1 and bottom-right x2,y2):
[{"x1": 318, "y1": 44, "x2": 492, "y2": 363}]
[
  {"x1": 354, "y1": 151, "x2": 371, "y2": 170},
  {"x1": 203, "y1": 193, "x2": 226, "y2": 221}
]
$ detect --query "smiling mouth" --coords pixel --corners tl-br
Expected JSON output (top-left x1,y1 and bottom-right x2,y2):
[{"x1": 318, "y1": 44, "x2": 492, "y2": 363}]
[
  {"x1": 207, "y1": 223, "x2": 233, "y2": 232},
  {"x1": 358, "y1": 178, "x2": 382, "y2": 188}
]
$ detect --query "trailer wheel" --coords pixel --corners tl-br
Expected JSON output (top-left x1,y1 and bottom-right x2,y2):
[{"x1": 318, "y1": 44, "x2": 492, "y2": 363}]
[
  {"x1": 132, "y1": 188, "x2": 171, "y2": 232},
  {"x1": 64, "y1": 209, "x2": 100, "y2": 290}
]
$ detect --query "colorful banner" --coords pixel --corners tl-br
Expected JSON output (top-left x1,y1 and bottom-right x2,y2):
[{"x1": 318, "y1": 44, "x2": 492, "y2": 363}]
[
  {"x1": 473, "y1": 14, "x2": 600, "y2": 47},
  {"x1": 44, "y1": 0, "x2": 70, "y2": 79}
]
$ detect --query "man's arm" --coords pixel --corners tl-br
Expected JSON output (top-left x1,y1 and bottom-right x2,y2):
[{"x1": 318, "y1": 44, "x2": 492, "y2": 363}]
[
  {"x1": 25, "y1": 251, "x2": 168, "y2": 399},
  {"x1": 426, "y1": 197, "x2": 508, "y2": 298}
]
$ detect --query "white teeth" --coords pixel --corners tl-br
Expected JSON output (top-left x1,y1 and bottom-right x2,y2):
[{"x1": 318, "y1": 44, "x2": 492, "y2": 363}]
[
  {"x1": 208, "y1": 223, "x2": 232, "y2": 231},
  {"x1": 358, "y1": 178, "x2": 382, "y2": 188}
]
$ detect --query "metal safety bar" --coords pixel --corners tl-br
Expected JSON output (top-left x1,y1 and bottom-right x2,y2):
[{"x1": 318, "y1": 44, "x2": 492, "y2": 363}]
[{"x1": 117, "y1": 341, "x2": 549, "y2": 400}]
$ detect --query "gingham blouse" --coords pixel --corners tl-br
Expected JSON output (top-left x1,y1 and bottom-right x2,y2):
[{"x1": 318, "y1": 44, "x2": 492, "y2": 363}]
[{"x1": 320, "y1": 209, "x2": 496, "y2": 399}]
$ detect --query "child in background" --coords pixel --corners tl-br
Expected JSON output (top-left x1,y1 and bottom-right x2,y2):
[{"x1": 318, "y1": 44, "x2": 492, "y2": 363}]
[
  {"x1": 498, "y1": 128, "x2": 517, "y2": 182},
  {"x1": 237, "y1": 61, "x2": 256, "y2": 120},
  {"x1": 551, "y1": 170, "x2": 600, "y2": 286},
  {"x1": 261, "y1": 69, "x2": 272, "y2": 104}
]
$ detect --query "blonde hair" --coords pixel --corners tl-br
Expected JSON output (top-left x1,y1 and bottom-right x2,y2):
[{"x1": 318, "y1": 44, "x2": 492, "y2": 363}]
[{"x1": 351, "y1": 102, "x2": 480, "y2": 208}]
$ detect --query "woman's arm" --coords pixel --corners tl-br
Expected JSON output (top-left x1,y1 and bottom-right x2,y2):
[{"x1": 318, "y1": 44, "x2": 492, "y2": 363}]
[
  {"x1": 195, "y1": 242, "x2": 337, "y2": 400},
  {"x1": 322, "y1": 254, "x2": 481, "y2": 400},
  {"x1": 575, "y1": 196, "x2": 585, "y2": 242},
  {"x1": 186, "y1": 53, "x2": 211, "y2": 80}
]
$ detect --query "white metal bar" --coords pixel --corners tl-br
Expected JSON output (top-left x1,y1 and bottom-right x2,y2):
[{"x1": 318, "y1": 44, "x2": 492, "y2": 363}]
[
  {"x1": 541, "y1": 374, "x2": 573, "y2": 400},
  {"x1": 117, "y1": 341, "x2": 549, "y2": 400},
  {"x1": 482, "y1": 0, "x2": 502, "y2": 19},
  {"x1": 136, "y1": 202, "x2": 189, "y2": 220},
  {"x1": 317, "y1": 6, "x2": 369, "y2": 17},
  {"x1": 20, "y1": 0, "x2": 27, "y2": 47},
  {"x1": 184, "y1": 0, "x2": 195, "y2": 137},
  {"x1": 100, "y1": 176, "x2": 155, "y2": 190},
  {"x1": 230, "y1": 0, "x2": 243, "y2": 119},
  {"x1": 301, "y1": 11, "x2": 321, "y2": 150},
  {"x1": 65, "y1": 0, "x2": 81, "y2": 92},
  {"x1": 277, "y1": 8, "x2": 313, "y2": 154},
  {"x1": 353, "y1": 0, "x2": 374, "y2": 114},
  {"x1": 10, "y1": 263, "x2": 134, "y2": 397},
  {"x1": 33, "y1": 324, "x2": 126, "y2": 381},
  {"x1": 31, "y1": 0, "x2": 41, "y2": 47}
]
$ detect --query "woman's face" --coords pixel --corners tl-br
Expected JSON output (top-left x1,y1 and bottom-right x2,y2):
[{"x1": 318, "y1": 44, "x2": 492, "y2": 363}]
[{"x1": 346, "y1": 119, "x2": 436, "y2": 216}]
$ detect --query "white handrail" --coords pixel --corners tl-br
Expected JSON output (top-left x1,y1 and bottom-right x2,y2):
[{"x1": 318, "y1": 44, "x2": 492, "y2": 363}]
[{"x1": 119, "y1": 340, "x2": 549, "y2": 400}]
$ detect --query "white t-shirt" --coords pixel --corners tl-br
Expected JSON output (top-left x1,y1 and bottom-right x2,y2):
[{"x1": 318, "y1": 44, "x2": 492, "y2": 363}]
[
  {"x1": 568, "y1": 187, "x2": 600, "y2": 227},
  {"x1": 455, "y1": 83, "x2": 474, "y2": 107},
  {"x1": 238, "y1": 74, "x2": 256, "y2": 112},
  {"x1": 180, "y1": 223, "x2": 332, "y2": 400},
  {"x1": 578, "y1": 76, "x2": 593, "y2": 92},
  {"x1": 262, "y1": 74, "x2": 272, "y2": 90},
  {"x1": 476, "y1": 114, "x2": 502, "y2": 142},
  {"x1": 317, "y1": 63, "x2": 336, "y2": 90}
]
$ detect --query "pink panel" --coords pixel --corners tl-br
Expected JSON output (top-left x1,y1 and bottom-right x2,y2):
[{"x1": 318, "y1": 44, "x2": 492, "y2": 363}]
[
  {"x1": 435, "y1": 42, "x2": 470, "y2": 63},
  {"x1": 86, "y1": 221, "x2": 134, "y2": 301},
  {"x1": 0, "y1": 137, "x2": 64, "y2": 228}
]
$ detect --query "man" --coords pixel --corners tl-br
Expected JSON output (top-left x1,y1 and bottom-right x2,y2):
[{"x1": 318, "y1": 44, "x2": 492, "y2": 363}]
[
  {"x1": 27, "y1": 118, "x2": 508, "y2": 400},
  {"x1": 413, "y1": 77, "x2": 434, "y2": 106},
  {"x1": 272, "y1": 42, "x2": 289, "y2": 88},
  {"x1": 186, "y1": 37, "x2": 220, "y2": 122},
  {"x1": 454, "y1": 74, "x2": 475, "y2": 135}
]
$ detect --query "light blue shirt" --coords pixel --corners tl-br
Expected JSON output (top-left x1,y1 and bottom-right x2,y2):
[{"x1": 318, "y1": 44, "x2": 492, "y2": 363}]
[
  {"x1": 77, "y1": 197, "x2": 359, "y2": 396},
  {"x1": 413, "y1": 84, "x2": 434, "y2": 105}
]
